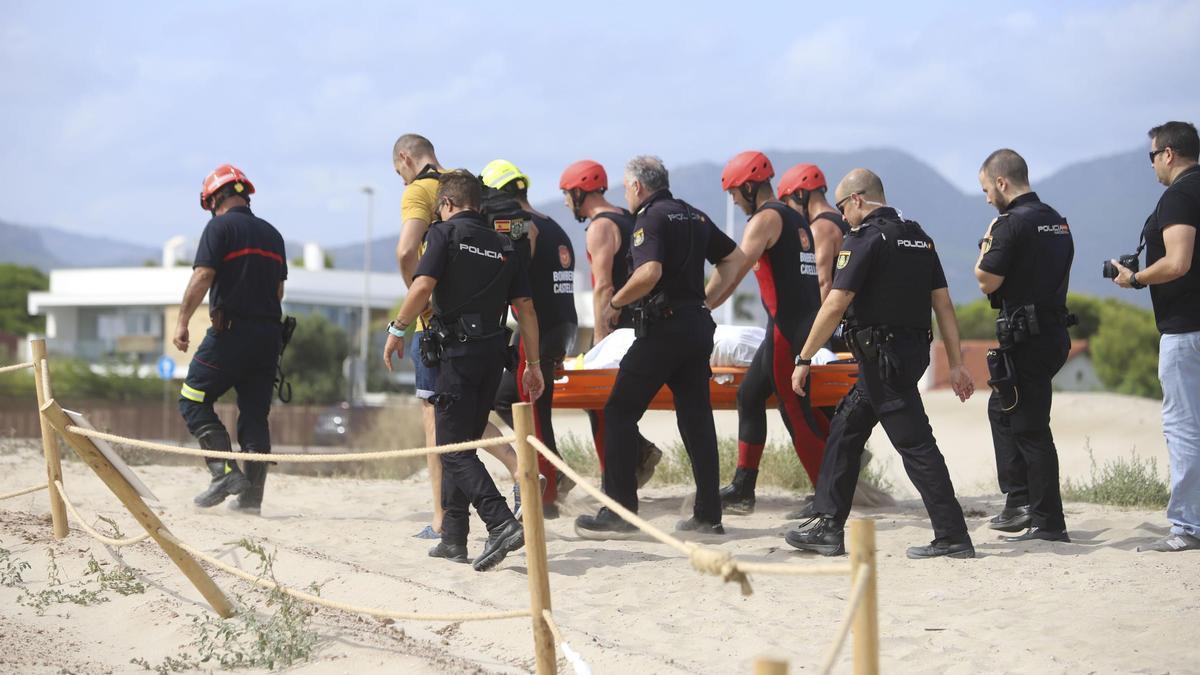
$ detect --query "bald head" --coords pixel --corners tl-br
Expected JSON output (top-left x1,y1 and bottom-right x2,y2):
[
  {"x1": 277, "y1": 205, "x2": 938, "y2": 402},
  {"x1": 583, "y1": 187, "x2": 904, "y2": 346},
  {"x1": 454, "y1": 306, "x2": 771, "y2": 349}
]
[
  {"x1": 835, "y1": 168, "x2": 886, "y2": 203},
  {"x1": 393, "y1": 133, "x2": 436, "y2": 162}
]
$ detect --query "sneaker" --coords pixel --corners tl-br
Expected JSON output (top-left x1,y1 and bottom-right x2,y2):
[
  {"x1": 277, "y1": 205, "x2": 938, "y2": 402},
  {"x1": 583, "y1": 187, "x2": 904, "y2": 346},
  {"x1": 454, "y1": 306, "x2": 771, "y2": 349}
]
[
  {"x1": 473, "y1": 519, "x2": 525, "y2": 571},
  {"x1": 784, "y1": 517, "x2": 846, "y2": 556},
  {"x1": 988, "y1": 505, "x2": 1032, "y2": 532},
  {"x1": 513, "y1": 474, "x2": 548, "y2": 520},
  {"x1": 574, "y1": 507, "x2": 639, "y2": 540},
  {"x1": 1137, "y1": 532, "x2": 1200, "y2": 553},
  {"x1": 413, "y1": 525, "x2": 441, "y2": 540},
  {"x1": 676, "y1": 517, "x2": 725, "y2": 535},
  {"x1": 428, "y1": 541, "x2": 469, "y2": 564},
  {"x1": 635, "y1": 441, "x2": 663, "y2": 488},
  {"x1": 906, "y1": 538, "x2": 975, "y2": 559}
]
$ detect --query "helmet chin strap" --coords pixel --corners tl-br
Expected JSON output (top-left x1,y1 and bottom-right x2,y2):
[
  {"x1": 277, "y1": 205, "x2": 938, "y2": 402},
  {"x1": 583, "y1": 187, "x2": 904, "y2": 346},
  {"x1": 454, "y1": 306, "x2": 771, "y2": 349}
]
[
  {"x1": 739, "y1": 183, "x2": 760, "y2": 214},
  {"x1": 570, "y1": 189, "x2": 587, "y2": 223}
]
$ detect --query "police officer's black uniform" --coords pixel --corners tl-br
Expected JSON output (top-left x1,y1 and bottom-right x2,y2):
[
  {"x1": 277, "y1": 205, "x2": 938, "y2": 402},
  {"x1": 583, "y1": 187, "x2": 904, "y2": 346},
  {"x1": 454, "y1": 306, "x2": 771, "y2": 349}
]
[
  {"x1": 180, "y1": 205, "x2": 286, "y2": 510},
  {"x1": 575, "y1": 189, "x2": 737, "y2": 536},
  {"x1": 493, "y1": 212, "x2": 577, "y2": 510},
  {"x1": 416, "y1": 209, "x2": 531, "y2": 570},
  {"x1": 978, "y1": 192, "x2": 1074, "y2": 537},
  {"x1": 787, "y1": 207, "x2": 972, "y2": 557}
]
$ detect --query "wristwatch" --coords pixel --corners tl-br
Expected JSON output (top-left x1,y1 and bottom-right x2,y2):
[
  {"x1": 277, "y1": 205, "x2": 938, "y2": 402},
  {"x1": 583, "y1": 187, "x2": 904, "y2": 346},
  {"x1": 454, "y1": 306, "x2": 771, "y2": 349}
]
[
  {"x1": 794, "y1": 356, "x2": 812, "y2": 366},
  {"x1": 1129, "y1": 272, "x2": 1146, "y2": 290},
  {"x1": 387, "y1": 320, "x2": 408, "y2": 338}
]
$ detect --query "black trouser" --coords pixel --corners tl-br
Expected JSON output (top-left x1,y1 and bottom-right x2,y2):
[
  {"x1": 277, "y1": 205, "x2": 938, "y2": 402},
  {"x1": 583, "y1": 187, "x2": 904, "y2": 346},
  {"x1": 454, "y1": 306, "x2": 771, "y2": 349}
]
[
  {"x1": 603, "y1": 306, "x2": 721, "y2": 523},
  {"x1": 737, "y1": 318, "x2": 828, "y2": 482},
  {"x1": 435, "y1": 346, "x2": 513, "y2": 544},
  {"x1": 813, "y1": 332, "x2": 968, "y2": 542},
  {"x1": 179, "y1": 318, "x2": 281, "y2": 457},
  {"x1": 494, "y1": 322, "x2": 576, "y2": 501},
  {"x1": 989, "y1": 326, "x2": 1070, "y2": 530}
]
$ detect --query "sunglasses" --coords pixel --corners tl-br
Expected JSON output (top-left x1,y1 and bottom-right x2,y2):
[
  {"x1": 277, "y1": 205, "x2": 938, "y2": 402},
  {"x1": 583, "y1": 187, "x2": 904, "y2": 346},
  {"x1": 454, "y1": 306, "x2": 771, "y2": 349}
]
[
  {"x1": 836, "y1": 191, "x2": 864, "y2": 214},
  {"x1": 1149, "y1": 147, "x2": 1169, "y2": 164}
]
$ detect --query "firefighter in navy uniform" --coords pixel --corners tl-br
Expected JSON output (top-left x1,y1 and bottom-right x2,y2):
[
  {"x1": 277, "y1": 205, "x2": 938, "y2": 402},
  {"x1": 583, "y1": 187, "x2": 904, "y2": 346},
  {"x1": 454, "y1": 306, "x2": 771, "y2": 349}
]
[
  {"x1": 974, "y1": 149, "x2": 1075, "y2": 543},
  {"x1": 709, "y1": 151, "x2": 827, "y2": 516},
  {"x1": 786, "y1": 168, "x2": 977, "y2": 559},
  {"x1": 383, "y1": 170, "x2": 545, "y2": 572},
  {"x1": 574, "y1": 156, "x2": 745, "y2": 539},
  {"x1": 173, "y1": 164, "x2": 287, "y2": 513},
  {"x1": 560, "y1": 159, "x2": 662, "y2": 490},
  {"x1": 479, "y1": 160, "x2": 577, "y2": 515}
]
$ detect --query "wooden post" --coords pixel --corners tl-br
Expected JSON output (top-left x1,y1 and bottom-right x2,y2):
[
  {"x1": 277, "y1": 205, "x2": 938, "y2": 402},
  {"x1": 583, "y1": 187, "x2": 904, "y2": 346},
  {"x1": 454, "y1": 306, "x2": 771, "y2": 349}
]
[
  {"x1": 40, "y1": 398, "x2": 234, "y2": 618},
  {"x1": 848, "y1": 519, "x2": 879, "y2": 675},
  {"x1": 30, "y1": 339, "x2": 68, "y2": 539},
  {"x1": 753, "y1": 657, "x2": 788, "y2": 674},
  {"x1": 514, "y1": 402, "x2": 556, "y2": 675}
]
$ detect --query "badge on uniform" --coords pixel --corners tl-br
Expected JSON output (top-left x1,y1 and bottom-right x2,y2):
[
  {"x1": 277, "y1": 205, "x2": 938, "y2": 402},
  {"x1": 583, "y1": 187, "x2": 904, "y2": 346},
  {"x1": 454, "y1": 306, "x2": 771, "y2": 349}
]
[
  {"x1": 558, "y1": 245, "x2": 571, "y2": 268},
  {"x1": 633, "y1": 228, "x2": 645, "y2": 247},
  {"x1": 836, "y1": 250, "x2": 851, "y2": 269},
  {"x1": 494, "y1": 218, "x2": 529, "y2": 240},
  {"x1": 799, "y1": 229, "x2": 811, "y2": 251}
]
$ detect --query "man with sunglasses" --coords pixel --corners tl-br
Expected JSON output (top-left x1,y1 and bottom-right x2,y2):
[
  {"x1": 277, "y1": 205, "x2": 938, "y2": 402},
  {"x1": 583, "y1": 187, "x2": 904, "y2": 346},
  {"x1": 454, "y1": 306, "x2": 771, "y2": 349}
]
[
  {"x1": 1110, "y1": 120, "x2": 1200, "y2": 553},
  {"x1": 973, "y1": 149, "x2": 1075, "y2": 544},
  {"x1": 785, "y1": 168, "x2": 976, "y2": 559}
]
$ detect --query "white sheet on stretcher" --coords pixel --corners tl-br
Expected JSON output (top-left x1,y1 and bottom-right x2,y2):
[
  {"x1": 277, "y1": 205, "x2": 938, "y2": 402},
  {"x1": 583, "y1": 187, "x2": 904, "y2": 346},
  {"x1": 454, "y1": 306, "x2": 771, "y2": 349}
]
[{"x1": 567, "y1": 326, "x2": 837, "y2": 370}]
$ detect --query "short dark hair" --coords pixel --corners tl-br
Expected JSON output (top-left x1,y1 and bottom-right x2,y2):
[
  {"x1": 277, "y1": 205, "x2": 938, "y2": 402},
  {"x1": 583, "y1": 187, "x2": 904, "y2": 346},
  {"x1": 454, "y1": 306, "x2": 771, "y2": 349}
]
[
  {"x1": 393, "y1": 133, "x2": 435, "y2": 160},
  {"x1": 980, "y1": 148, "x2": 1030, "y2": 185},
  {"x1": 436, "y1": 170, "x2": 482, "y2": 210},
  {"x1": 1148, "y1": 121, "x2": 1199, "y2": 161}
]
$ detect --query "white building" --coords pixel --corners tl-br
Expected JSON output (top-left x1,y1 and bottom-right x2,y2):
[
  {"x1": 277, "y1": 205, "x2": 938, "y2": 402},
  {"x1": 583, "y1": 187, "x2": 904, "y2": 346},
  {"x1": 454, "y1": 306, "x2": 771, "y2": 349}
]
[{"x1": 26, "y1": 245, "x2": 407, "y2": 379}]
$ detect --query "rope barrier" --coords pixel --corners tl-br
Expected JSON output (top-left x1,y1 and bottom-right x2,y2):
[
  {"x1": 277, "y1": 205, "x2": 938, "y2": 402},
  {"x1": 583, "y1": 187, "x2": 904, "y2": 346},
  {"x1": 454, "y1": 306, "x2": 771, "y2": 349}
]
[
  {"x1": 542, "y1": 610, "x2": 593, "y2": 675},
  {"x1": 528, "y1": 437, "x2": 852, "y2": 595},
  {"x1": 64, "y1": 424, "x2": 516, "y2": 463},
  {"x1": 52, "y1": 480, "x2": 150, "y2": 547},
  {"x1": 157, "y1": 530, "x2": 531, "y2": 623},
  {"x1": 0, "y1": 483, "x2": 48, "y2": 501},
  {"x1": 818, "y1": 564, "x2": 873, "y2": 675},
  {"x1": 0, "y1": 361, "x2": 35, "y2": 374}
]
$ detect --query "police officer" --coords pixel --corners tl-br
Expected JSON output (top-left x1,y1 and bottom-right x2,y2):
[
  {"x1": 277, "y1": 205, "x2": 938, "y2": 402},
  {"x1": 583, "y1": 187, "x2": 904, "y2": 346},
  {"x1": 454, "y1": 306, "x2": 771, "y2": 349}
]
[
  {"x1": 383, "y1": 170, "x2": 545, "y2": 572},
  {"x1": 710, "y1": 151, "x2": 826, "y2": 516},
  {"x1": 174, "y1": 164, "x2": 286, "y2": 513},
  {"x1": 480, "y1": 159, "x2": 576, "y2": 515},
  {"x1": 560, "y1": 159, "x2": 662, "y2": 490},
  {"x1": 574, "y1": 156, "x2": 745, "y2": 538},
  {"x1": 786, "y1": 168, "x2": 976, "y2": 559},
  {"x1": 777, "y1": 163, "x2": 850, "y2": 301},
  {"x1": 974, "y1": 149, "x2": 1075, "y2": 543}
]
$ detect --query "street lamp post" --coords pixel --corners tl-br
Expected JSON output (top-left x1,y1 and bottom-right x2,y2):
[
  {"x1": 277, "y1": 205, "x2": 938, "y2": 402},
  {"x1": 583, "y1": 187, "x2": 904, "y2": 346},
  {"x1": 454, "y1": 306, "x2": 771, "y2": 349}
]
[{"x1": 360, "y1": 186, "x2": 374, "y2": 402}]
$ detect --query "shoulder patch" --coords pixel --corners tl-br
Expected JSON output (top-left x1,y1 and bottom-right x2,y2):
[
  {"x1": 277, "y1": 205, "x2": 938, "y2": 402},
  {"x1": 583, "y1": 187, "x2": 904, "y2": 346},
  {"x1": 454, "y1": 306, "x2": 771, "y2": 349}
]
[
  {"x1": 633, "y1": 228, "x2": 645, "y2": 247},
  {"x1": 836, "y1": 250, "x2": 851, "y2": 269},
  {"x1": 798, "y1": 228, "x2": 811, "y2": 251},
  {"x1": 558, "y1": 244, "x2": 571, "y2": 268}
]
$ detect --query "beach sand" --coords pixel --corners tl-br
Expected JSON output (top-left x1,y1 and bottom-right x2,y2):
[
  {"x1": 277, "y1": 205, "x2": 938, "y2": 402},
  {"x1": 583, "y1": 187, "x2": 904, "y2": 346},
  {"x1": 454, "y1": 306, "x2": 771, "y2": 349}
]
[{"x1": 0, "y1": 391, "x2": 1194, "y2": 674}]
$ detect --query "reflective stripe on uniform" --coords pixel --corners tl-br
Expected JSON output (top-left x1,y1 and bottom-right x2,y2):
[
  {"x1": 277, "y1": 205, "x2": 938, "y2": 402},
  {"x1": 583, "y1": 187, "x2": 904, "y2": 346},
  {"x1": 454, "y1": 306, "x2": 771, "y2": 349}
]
[{"x1": 180, "y1": 383, "x2": 205, "y2": 402}]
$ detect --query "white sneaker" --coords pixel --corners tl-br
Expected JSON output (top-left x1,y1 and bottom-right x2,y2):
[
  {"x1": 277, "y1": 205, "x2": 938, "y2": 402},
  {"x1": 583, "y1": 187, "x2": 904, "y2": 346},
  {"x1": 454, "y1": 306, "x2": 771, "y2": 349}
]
[{"x1": 1137, "y1": 532, "x2": 1200, "y2": 552}]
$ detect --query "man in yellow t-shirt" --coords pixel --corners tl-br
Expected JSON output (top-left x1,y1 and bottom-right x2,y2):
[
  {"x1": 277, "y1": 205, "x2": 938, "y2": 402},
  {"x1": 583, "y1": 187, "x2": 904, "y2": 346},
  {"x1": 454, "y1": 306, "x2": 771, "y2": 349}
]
[{"x1": 393, "y1": 133, "x2": 446, "y2": 538}]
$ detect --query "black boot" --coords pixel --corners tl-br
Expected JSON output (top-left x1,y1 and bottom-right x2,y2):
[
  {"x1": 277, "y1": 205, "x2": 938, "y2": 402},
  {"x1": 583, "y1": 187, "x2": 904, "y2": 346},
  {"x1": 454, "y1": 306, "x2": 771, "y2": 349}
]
[
  {"x1": 719, "y1": 467, "x2": 758, "y2": 516},
  {"x1": 193, "y1": 426, "x2": 249, "y2": 508},
  {"x1": 634, "y1": 437, "x2": 662, "y2": 488},
  {"x1": 784, "y1": 516, "x2": 846, "y2": 556},
  {"x1": 230, "y1": 462, "x2": 267, "y2": 514}
]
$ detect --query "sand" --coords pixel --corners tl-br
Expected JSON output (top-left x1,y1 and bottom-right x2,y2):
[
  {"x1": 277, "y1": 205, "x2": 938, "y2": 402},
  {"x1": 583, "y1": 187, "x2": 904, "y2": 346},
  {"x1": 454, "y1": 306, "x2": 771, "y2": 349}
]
[{"x1": 0, "y1": 391, "x2": 1195, "y2": 674}]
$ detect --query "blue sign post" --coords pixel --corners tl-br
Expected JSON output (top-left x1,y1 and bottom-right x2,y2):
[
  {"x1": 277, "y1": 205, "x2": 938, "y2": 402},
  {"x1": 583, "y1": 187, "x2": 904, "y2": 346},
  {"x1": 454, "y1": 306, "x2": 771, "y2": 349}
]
[{"x1": 156, "y1": 355, "x2": 176, "y2": 380}]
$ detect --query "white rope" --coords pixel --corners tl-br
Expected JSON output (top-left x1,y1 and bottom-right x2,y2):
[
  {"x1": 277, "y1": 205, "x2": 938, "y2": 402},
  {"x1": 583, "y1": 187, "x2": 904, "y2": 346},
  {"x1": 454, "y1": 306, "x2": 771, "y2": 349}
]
[
  {"x1": 818, "y1": 564, "x2": 873, "y2": 675},
  {"x1": 53, "y1": 480, "x2": 150, "y2": 547},
  {"x1": 158, "y1": 530, "x2": 530, "y2": 623},
  {"x1": 65, "y1": 425, "x2": 516, "y2": 463},
  {"x1": 0, "y1": 483, "x2": 47, "y2": 501},
  {"x1": 0, "y1": 361, "x2": 35, "y2": 374},
  {"x1": 543, "y1": 610, "x2": 593, "y2": 675}
]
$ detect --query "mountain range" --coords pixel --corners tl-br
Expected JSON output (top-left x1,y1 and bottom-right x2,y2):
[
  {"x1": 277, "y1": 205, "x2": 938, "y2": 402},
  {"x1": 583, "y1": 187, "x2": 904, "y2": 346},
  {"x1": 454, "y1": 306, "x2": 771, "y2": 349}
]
[{"x1": 3, "y1": 147, "x2": 1163, "y2": 307}]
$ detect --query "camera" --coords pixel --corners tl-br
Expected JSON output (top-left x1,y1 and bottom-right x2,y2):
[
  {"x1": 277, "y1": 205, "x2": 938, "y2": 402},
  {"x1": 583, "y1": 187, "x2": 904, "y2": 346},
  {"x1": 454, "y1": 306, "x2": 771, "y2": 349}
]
[{"x1": 1102, "y1": 254, "x2": 1139, "y2": 279}]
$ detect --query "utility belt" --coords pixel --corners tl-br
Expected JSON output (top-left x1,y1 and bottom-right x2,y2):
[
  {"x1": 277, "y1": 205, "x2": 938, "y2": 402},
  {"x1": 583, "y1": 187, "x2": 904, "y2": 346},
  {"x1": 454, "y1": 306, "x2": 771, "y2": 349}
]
[
  {"x1": 418, "y1": 313, "x2": 509, "y2": 367},
  {"x1": 632, "y1": 290, "x2": 705, "y2": 338},
  {"x1": 210, "y1": 308, "x2": 282, "y2": 334},
  {"x1": 994, "y1": 304, "x2": 1077, "y2": 348},
  {"x1": 842, "y1": 322, "x2": 931, "y2": 383}
]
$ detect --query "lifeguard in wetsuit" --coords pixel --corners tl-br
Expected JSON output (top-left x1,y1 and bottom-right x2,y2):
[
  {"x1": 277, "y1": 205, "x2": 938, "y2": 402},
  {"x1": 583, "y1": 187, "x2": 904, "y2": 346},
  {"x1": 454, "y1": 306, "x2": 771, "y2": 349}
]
[{"x1": 709, "y1": 151, "x2": 828, "y2": 515}]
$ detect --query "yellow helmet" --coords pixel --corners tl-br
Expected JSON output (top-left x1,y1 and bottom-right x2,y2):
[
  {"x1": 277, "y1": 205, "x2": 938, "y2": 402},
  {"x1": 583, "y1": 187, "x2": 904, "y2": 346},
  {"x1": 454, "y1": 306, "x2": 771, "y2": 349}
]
[{"x1": 480, "y1": 159, "x2": 530, "y2": 192}]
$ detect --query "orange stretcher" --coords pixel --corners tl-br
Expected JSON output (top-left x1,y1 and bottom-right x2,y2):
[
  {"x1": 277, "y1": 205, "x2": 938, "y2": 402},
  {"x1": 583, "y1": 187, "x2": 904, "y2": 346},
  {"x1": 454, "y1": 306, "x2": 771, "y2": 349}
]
[{"x1": 551, "y1": 362, "x2": 859, "y2": 410}]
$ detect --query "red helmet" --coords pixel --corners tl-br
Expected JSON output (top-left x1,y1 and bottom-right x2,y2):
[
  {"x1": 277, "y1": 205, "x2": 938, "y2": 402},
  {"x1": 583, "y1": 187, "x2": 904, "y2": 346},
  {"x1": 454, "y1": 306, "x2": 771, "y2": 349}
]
[
  {"x1": 777, "y1": 163, "x2": 826, "y2": 199},
  {"x1": 559, "y1": 160, "x2": 608, "y2": 193},
  {"x1": 721, "y1": 151, "x2": 774, "y2": 191},
  {"x1": 200, "y1": 164, "x2": 255, "y2": 210}
]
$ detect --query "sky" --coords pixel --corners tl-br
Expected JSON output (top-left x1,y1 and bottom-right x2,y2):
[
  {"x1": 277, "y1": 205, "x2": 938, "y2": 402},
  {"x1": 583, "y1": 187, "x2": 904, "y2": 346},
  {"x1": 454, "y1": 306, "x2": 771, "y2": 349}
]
[{"x1": 2, "y1": 0, "x2": 1199, "y2": 248}]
